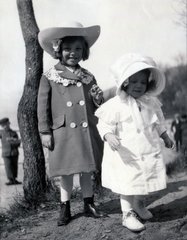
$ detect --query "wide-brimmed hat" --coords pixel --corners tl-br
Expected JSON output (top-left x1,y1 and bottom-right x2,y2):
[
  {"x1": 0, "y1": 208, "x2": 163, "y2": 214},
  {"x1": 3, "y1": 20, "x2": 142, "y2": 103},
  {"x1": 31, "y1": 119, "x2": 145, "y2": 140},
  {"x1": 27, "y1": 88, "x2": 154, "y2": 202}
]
[
  {"x1": 38, "y1": 21, "x2": 100, "y2": 56},
  {"x1": 110, "y1": 53, "x2": 166, "y2": 96},
  {"x1": 0, "y1": 117, "x2": 9, "y2": 125}
]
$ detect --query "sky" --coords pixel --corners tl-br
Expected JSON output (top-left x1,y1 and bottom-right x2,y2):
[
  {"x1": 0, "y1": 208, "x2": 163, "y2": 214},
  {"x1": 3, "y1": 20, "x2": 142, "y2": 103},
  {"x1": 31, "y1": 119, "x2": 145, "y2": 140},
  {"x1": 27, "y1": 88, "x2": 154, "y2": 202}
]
[{"x1": 0, "y1": 0, "x2": 186, "y2": 128}]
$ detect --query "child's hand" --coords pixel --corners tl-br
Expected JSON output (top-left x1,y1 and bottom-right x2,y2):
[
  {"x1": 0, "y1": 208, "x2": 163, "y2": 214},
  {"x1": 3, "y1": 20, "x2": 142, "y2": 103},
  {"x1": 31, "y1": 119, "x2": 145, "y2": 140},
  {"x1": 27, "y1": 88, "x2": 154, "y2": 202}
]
[
  {"x1": 41, "y1": 133, "x2": 54, "y2": 151},
  {"x1": 90, "y1": 84, "x2": 103, "y2": 102},
  {"x1": 164, "y1": 138, "x2": 175, "y2": 149},
  {"x1": 104, "y1": 133, "x2": 121, "y2": 151},
  {"x1": 160, "y1": 131, "x2": 175, "y2": 150}
]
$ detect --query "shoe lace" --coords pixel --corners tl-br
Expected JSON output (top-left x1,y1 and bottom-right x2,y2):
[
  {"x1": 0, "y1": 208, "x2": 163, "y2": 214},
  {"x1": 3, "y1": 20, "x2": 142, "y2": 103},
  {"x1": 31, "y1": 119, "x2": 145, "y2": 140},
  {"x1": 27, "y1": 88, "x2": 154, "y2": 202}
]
[{"x1": 123, "y1": 210, "x2": 140, "y2": 222}]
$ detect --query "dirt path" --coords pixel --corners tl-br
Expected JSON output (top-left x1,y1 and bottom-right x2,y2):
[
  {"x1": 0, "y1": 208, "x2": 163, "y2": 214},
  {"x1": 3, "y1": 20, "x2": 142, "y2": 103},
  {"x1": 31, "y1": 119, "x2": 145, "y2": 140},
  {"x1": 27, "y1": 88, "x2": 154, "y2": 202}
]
[
  {"x1": 1, "y1": 170, "x2": 187, "y2": 240},
  {"x1": 1, "y1": 127, "x2": 187, "y2": 240}
]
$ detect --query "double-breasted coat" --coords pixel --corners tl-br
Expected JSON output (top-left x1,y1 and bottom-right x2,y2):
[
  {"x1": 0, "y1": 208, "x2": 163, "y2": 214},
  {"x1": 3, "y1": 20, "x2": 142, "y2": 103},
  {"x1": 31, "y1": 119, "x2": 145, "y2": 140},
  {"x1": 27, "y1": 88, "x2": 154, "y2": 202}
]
[
  {"x1": 37, "y1": 63, "x2": 103, "y2": 178},
  {"x1": 95, "y1": 92, "x2": 167, "y2": 195}
]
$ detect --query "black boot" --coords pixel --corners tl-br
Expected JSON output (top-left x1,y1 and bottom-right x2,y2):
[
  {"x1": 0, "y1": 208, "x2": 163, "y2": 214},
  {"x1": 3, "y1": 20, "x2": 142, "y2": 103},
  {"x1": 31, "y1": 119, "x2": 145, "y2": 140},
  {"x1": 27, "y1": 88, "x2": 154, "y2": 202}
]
[
  {"x1": 57, "y1": 201, "x2": 72, "y2": 226},
  {"x1": 84, "y1": 195, "x2": 105, "y2": 218}
]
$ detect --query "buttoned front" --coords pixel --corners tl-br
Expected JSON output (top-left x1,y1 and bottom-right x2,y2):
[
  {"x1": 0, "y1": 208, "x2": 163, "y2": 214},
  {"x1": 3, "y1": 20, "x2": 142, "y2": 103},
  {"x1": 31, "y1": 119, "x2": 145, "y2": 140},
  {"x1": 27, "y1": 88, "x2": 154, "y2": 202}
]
[
  {"x1": 82, "y1": 122, "x2": 88, "y2": 128},
  {"x1": 70, "y1": 122, "x2": 76, "y2": 128},
  {"x1": 79, "y1": 100, "x2": 85, "y2": 106},
  {"x1": 63, "y1": 82, "x2": 69, "y2": 86},
  {"x1": 38, "y1": 63, "x2": 103, "y2": 177},
  {"x1": 67, "y1": 101, "x2": 73, "y2": 107},
  {"x1": 95, "y1": 95, "x2": 167, "y2": 195},
  {"x1": 77, "y1": 82, "x2": 82, "y2": 87}
]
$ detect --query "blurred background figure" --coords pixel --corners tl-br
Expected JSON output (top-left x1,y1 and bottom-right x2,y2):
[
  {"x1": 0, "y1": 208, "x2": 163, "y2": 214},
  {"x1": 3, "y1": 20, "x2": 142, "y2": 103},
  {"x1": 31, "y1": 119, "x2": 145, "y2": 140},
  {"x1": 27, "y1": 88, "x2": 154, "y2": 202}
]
[
  {"x1": 171, "y1": 113, "x2": 182, "y2": 152},
  {"x1": 181, "y1": 114, "x2": 187, "y2": 157},
  {"x1": 0, "y1": 118, "x2": 22, "y2": 185}
]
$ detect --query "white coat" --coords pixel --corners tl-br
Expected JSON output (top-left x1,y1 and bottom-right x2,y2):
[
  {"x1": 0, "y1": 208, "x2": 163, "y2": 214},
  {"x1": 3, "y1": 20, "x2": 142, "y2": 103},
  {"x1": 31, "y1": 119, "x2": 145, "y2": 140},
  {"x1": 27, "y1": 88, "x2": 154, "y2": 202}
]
[{"x1": 95, "y1": 92, "x2": 167, "y2": 195}]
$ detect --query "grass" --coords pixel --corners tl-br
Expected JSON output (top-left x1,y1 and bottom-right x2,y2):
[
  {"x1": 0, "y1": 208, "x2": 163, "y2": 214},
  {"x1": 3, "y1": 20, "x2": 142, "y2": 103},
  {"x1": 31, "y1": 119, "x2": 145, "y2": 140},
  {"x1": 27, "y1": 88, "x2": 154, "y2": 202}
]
[
  {"x1": 0, "y1": 174, "x2": 103, "y2": 235},
  {"x1": 0, "y1": 177, "x2": 60, "y2": 235}
]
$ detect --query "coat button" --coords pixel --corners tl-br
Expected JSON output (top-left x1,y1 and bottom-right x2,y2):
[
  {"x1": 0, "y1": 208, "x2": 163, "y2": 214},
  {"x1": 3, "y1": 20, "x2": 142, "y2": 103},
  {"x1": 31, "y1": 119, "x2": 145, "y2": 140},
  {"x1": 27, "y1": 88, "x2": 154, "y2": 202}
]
[
  {"x1": 67, "y1": 101, "x2": 73, "y2": 107},
  {"x1": 141, "y1": 157, "x2": 145, "y2": 161},
  {"x1": 155, "y1": 154, "x2": 159, "y2": 158},
  {"x1": 77, "y1": 82, "x2": 82, "y2": 87},
  {"x1": 70, "y1": 122, "x2": 76, "y2": 128},
  {"x1": 63, "y1": 82, "x2": 69, "y2": 86},
  {"x1": 82, "y1": 122, "x2": 88, "y2": 128},
  {"x1": 79, "y1": 100, "x2": 85, "y2": 106},
  {"x1": 137, "y1": 129, "x2": 141, "y2": 133}
]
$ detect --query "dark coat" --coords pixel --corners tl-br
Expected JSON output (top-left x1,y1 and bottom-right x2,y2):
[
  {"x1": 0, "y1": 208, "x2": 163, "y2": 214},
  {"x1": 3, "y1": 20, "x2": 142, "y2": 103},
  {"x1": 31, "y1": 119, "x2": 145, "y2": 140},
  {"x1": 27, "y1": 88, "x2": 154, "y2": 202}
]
[
  {"x1": 0, "y1": 128, "x2": 20, "y2": 157},
  {"x1": 171, "y1": 120, "x2": 182, "y2": 141},
  {"x1": 37, "y1": 63, "x2": 103, "y2": 178}
]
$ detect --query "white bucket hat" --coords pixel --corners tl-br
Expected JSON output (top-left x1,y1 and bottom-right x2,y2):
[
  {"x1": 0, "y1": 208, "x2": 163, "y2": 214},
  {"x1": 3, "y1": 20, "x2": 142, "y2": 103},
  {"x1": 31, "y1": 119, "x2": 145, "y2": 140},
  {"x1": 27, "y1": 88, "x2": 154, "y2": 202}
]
[
  {"x1": 110, "y1": 53, "x2": 166, "y2": 96},
  {"x1": 38, "y1": 21, "x2": 100, "y2": 56}
]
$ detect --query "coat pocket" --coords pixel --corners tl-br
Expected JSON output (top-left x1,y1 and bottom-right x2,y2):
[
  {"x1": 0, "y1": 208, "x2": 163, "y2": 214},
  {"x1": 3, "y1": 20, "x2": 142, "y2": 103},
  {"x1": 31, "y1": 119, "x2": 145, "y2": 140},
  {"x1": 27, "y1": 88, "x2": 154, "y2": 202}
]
[{"x1": 51, "y1": 114, "x2": 65, "y2": 130}]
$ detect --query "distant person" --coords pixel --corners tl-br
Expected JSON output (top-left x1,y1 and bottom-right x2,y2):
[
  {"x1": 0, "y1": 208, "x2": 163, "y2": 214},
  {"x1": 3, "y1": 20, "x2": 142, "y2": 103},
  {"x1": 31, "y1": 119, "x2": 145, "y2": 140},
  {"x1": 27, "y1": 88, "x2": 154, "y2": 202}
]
[
  {"x1": 0, "y1": 118, "x2": 21, "y2": 185},
  {"x1": 181, "y1": 114, "x2": 187, "y2": 156},
  {"x1": 37, "y1": 21, "x2": 105, "y2": 226},
  {"x1": 171, "y1": 113, "x2": 182, "y2": 151},
  {"x1": 95, "y1": 53, "x2": 174, "y2": 232}
]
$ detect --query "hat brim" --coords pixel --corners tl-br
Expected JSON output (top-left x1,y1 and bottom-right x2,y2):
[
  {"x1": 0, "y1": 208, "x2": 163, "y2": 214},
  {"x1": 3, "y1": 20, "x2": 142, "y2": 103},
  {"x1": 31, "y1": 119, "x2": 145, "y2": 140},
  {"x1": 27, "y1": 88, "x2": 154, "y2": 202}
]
[
  {"x1": 116, "y1": 62, "x2": 166, "y2": 96},
  {"x1": 38, "y1": 25, "x2": 100, "y2": 56}
]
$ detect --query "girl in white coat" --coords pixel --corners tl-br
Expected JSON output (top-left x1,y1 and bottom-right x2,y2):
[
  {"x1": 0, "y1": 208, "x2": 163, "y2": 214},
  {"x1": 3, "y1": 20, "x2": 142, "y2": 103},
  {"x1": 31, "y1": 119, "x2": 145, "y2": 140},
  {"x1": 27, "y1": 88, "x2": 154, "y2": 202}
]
[{"x1": 95, "y1": 53, "x2": 174, "y2": 232}]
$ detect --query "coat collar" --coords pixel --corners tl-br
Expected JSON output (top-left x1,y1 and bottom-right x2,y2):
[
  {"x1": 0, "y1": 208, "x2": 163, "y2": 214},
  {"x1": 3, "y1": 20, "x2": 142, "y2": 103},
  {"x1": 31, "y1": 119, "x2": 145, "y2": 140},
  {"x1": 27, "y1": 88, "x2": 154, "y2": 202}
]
[{"x1": 54, "y1": 62, "x2": 80, "y2": 80}]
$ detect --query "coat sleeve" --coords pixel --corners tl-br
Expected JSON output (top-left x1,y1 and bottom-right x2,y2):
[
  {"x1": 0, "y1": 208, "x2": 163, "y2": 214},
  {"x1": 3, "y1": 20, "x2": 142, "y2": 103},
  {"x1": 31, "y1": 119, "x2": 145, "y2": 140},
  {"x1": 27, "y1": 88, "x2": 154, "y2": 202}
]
[
  {"x1": 96, "y1": 119, "x2": 116, "y2": 140},
  {"x1": 153, "y1": 98, "x2": 167, "y2": 136},
  {"x1": 91, "y1": 77, "x2": 104, "y2": 109},
  {"x1": 95, "y1": 98, "x2": 118, "y2": 140},
  {"x1": 37, "y1": 75, "x2": 52, "y2": 133},
  {"x1": 9, "y1": 131, "x2": 21, "y2": 148},
  {"x1": 171, "y1": 121, "x2": 175, "y2": 132}
]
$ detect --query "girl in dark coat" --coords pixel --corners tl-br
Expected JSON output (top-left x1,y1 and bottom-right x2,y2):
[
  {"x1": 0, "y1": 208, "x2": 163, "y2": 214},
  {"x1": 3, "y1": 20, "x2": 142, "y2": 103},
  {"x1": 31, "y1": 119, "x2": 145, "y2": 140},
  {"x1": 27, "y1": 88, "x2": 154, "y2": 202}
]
[{"x1": 37, "y1": 21, "x2": 104, "y2": 226}]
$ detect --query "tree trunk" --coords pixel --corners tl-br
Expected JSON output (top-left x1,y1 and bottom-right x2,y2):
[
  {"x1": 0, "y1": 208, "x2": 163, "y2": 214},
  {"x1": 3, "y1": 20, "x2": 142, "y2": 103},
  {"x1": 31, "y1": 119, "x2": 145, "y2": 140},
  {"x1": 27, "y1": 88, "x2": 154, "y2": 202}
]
[{"x1": 16, "y1": 0, "x2": 46, "y2": 201}]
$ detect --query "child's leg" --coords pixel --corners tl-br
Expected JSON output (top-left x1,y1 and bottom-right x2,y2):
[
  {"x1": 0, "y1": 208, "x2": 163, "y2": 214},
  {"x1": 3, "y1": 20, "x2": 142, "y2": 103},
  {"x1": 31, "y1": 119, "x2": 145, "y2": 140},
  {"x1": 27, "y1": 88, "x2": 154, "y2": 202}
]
[
  {"x1": 60, "y1": 175, "x2": 74, "y2": 201},
  {"x1": 79, "y1": 172, "x2": 93, "y2": 198},
  {"x1": 80, "y1": 172, "x2": 105, "y2": 218},
  {"x1": 58, "y1": 175, "x2": 74, "y2": 226},
  {"x1": 120, "y1": 195, "x2": 134, "y2": 211},
  {"x1": 121, "y1": 195, "x2": 145, "y2": 232},
  {"x1": 133, "y1": 195, "x2": 153, "y2": 220}
]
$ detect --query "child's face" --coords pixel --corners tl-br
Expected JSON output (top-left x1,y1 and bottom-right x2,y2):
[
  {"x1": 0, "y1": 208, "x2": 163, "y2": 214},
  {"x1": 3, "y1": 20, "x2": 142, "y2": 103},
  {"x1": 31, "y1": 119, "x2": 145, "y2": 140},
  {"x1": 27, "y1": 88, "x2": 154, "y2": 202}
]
[
  {"x1": 125, "y1": 71, "x2": 148, "y2": 99},
  {"x1": 61, "y1": 39, "x2": 83, "y2": 66}
]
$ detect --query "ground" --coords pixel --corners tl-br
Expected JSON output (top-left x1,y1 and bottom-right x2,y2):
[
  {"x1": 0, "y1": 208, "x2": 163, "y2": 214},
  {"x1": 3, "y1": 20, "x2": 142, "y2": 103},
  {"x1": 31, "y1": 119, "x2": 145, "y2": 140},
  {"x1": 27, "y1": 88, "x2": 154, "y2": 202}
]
[
  {"x1": 1, "y1": 169, "x2": 187, "y2": 240},
  {"x1": 1, "y1": 127, "x2": 187, "y2": 240}
]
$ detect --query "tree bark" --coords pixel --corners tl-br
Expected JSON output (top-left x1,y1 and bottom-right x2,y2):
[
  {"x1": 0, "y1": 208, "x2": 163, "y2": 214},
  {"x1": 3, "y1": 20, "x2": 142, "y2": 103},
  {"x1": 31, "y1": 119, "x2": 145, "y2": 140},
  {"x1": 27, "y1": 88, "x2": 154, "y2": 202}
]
[{"x1": 16, "y1": 0, "x2": 46, "y2": 201}]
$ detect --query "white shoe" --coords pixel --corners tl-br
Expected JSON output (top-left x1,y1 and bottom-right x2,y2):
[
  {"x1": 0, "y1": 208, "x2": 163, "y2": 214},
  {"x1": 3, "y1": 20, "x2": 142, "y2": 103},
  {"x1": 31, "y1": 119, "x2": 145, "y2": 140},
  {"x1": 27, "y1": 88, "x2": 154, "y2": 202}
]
[
  {"x1": 134, "y1": 207, "x2": 153, "y2": 220},
  {"x1": 122, "y1": 210, "x2": 145, "y2": 232},
  {"x1": 133, "y1": 197, "x2": 153, "y2": 220}
]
